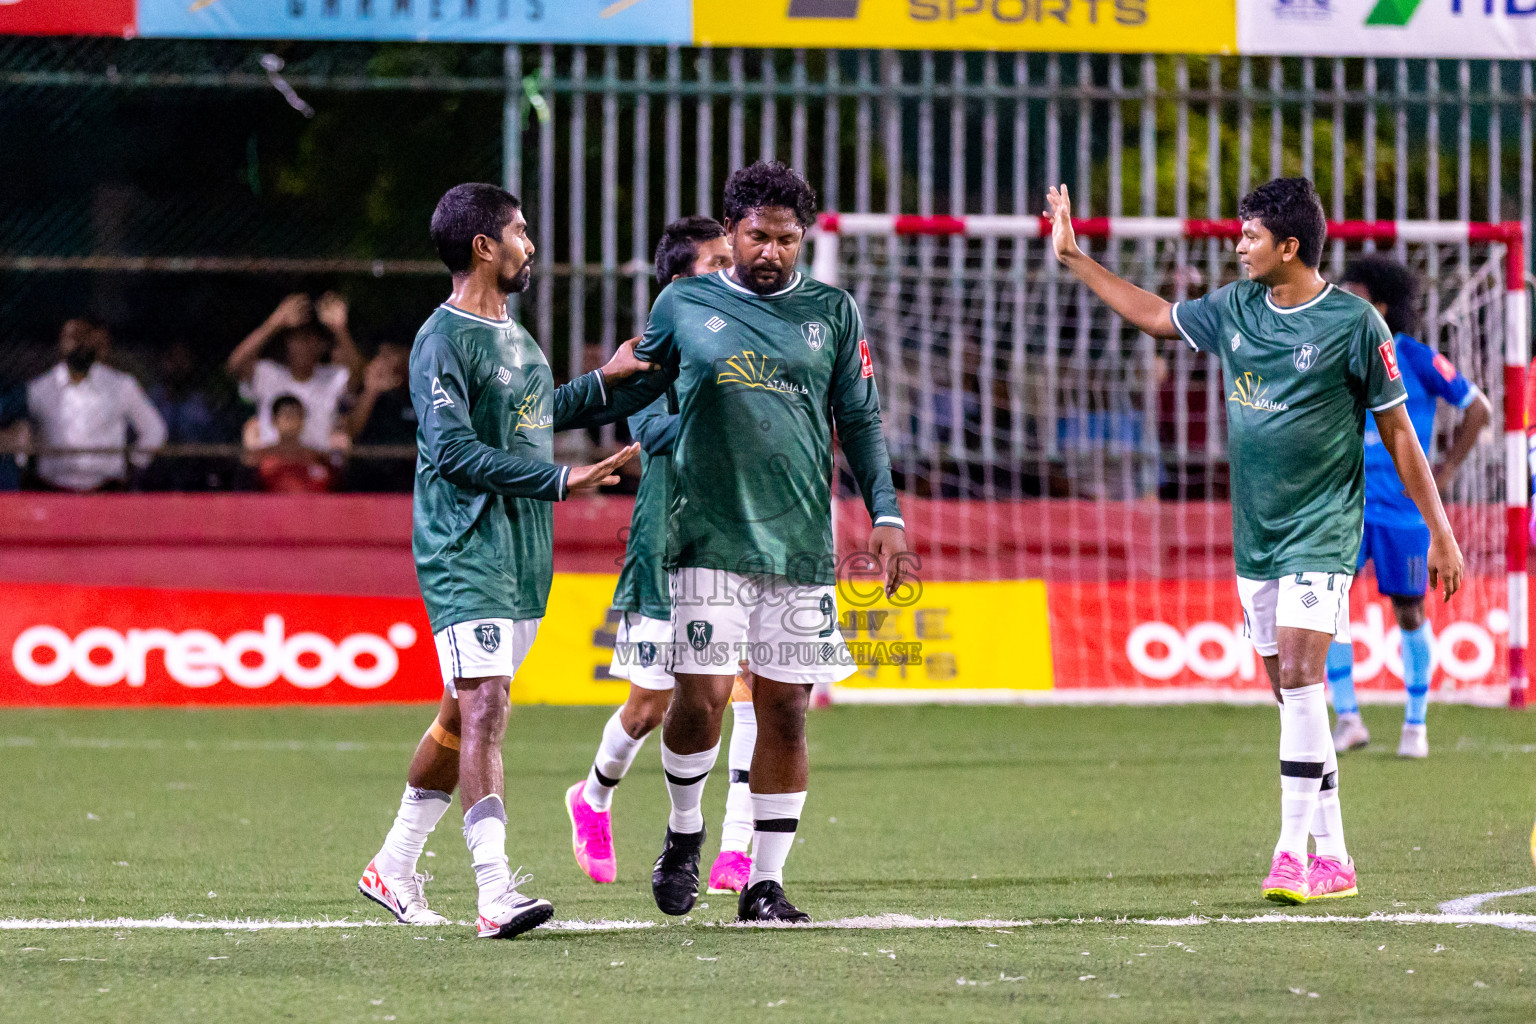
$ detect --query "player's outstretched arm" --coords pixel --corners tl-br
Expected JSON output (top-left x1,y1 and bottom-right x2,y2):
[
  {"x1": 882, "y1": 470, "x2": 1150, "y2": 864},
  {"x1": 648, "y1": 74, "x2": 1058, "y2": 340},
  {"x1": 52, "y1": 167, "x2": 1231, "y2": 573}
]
[
  {"x1": 1376, "y1": 403, "x2": 1464, "y2": 600},
  {"x1": 1046, "y1": 184, "x2": 1180, "y2": 341}
]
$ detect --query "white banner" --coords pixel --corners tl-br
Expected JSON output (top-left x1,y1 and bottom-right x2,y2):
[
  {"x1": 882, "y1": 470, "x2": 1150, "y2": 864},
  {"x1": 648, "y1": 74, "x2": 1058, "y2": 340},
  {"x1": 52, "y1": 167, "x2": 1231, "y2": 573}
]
[{"x1": 1239, "y1": 0, "x2": 1536, "y2": 57}]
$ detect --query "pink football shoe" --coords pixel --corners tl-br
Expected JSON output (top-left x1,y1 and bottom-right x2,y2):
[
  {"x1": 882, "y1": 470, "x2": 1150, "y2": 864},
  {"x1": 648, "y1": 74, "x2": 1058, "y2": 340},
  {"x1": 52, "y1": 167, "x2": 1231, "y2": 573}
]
[
  {"x1": 1261, "y1": 851, "x2": 1310, "y2": 905},
  {"x1": 1307, "y1": 855, "x2": 1358, "y2": 900},
  {"x1": 707, "y1": 850, "x2": 752, "y2": 894},
  {"x1": 565, "y1": 781, "x2": 617, "y2": 884}
]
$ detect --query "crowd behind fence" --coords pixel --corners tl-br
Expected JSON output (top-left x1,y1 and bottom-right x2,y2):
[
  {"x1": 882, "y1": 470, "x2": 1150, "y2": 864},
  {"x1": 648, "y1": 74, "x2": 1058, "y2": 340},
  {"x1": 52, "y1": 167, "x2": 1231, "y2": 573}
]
[{"x1": 1, "y1": 39, "x2": 1532, "y2": 497}]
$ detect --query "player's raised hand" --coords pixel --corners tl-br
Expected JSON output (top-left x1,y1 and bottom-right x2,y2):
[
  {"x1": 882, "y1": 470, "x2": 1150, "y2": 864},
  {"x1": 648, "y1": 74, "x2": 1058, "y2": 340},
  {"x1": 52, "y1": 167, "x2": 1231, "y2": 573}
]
[
  {"x1": 869, "y1": 524, "x2": 912, "y2": 599},
  {"x1": 566, "y1": 442, "x2": 640, "y2": 494},
  {"x1": 600, "y1": 337, "x2": 654, "y2": 384},
  {"x1": 1045, "y1": 184, "x2": 1082, "y2": 264},
  {"x1": 1427, "y1": 530, "x2": 1464, "y2": 602}
]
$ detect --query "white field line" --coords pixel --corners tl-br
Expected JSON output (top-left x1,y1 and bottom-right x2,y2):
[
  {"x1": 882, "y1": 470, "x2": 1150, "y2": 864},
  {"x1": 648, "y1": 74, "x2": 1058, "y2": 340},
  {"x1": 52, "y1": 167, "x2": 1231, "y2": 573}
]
[{"x1": 7, "y1": 907, "x2": 1536, "y2": 933}]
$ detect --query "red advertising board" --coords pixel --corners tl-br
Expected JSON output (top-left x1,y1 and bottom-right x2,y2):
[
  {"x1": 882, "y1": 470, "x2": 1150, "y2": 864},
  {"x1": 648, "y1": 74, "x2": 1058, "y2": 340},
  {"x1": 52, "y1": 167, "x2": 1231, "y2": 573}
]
[
  {"x1": 1049, "y1": 576, "x2": 1510, "y2": 697},
  {"x1": 0, "y1": 0, "x2": 136, "y2": 37},
  {"x1": 1, "y1": 583, "x2": 439, "y2": 706}
]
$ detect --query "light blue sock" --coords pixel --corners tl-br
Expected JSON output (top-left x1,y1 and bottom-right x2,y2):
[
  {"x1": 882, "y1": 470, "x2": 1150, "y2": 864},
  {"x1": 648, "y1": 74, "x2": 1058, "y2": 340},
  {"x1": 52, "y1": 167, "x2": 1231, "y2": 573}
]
[
  {"x1": 1401, "y1": 624, "x2": 1432, "y2": 726},
  {"x1": 1326, "y1": 641, "x2": 1358, "y2": 716}
]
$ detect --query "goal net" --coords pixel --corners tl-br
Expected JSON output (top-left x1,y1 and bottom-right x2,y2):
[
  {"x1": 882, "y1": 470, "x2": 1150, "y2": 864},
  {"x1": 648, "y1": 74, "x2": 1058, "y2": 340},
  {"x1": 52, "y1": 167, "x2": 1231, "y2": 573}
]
[{"x1": 814, "y1": 215, "x2": 1529, "y2": 706}]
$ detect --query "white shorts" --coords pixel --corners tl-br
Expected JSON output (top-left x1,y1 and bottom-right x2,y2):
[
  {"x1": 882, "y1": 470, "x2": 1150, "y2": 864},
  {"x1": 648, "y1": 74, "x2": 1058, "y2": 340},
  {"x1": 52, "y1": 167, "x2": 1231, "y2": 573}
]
[
  {"x1": 669, "y1": 567, "x2": 857, "y2": 686},
  {"x1": 608, "y1": 612, "x2": 675, "y2": 691},
  {"x1": 433, "y1": 617, "x2": 541, "y2": 696},
  {"x1": 1237, "y1": 573, "x2": 1352, "y2": 658}
]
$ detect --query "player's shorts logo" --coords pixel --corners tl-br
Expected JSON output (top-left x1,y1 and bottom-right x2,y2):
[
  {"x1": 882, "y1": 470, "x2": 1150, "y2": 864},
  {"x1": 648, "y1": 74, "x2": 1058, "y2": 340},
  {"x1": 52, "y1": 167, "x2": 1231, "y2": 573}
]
[
  {"x1": 637, "y1": 641, "x2": 657, "y2": 668},
  {"x1": 1294, "y1": 343, "x2": 1318, "y2": 372},
  {"x1": 474, "y1": 623, "x2": 501, "y2": 652},
  {"x1": 1300, "y1": 591, "x2": 1319, "y2": 609},
  {"x1": 801, "y1": 321, "x2": 827, "y2": 351},
  {"x1": 686, "y1": 620, "x2": 713, "y2": 651}
]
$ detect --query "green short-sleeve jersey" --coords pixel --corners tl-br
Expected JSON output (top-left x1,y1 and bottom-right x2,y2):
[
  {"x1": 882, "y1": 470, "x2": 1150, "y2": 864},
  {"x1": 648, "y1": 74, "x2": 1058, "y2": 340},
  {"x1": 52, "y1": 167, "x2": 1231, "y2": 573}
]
[
  {"x1": 1170, "y1": 280, "x2": 1408, "y2": 580},
  {"x1": 633, "y1": 270, "x2": 904, "y2": 585},
  {"x1": 409, "y1": 303, "x2": 614, "y2": 632}
]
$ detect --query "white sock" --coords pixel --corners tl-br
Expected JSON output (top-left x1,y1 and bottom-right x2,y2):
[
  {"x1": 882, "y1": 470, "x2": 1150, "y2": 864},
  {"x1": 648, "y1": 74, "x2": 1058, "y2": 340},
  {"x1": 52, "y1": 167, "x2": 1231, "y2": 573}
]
[
  {"x1": 1276, "y1": 682, "x2": 1330, "y2": 860},
  {"x1": 583, "y1": 709, "x2": 647, "y2": 812},
  {"x1": 721, "y1": 702, "x2": 757, "y2": 853},
  {"x1": 748, "y1": 791, "x2": 807, "y2": 887},
  {"x1": 661, "y1": 740, "x2": 719, "y2": 835},
  {"x1": 375, "y1": 785, "x2": 452, "y2": 877},
  {"x1": 1310, "y1": 744, "x2": 1348, "y2": 862},
  {"x1": 463, "y1": 794, "x2": 510, "y2": 906}
]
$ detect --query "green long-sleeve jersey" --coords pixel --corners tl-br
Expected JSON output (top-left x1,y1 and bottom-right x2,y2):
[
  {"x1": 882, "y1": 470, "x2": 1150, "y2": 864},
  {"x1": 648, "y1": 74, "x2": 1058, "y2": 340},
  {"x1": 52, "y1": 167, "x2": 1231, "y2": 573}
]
[
  {"x1": 631, "y1": 270, "x2": 904, "y2": 586},
  {"x1": 408, "y1": 303, "x2": 649, "y2": 632},
  {"x1": 611, "y1": 391, "x2": 677, "y2": 620}
]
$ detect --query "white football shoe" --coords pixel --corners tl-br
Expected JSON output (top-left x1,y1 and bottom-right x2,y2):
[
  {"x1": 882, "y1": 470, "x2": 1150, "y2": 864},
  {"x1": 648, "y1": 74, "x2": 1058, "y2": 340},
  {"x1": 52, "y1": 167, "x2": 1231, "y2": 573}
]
[
  {"x1": 358, "y1": 860, "x2": 449, "y2": 925},
  {"x1": 1332, "y1": 714, "x2": 1370, "y2": 752},
  {"x1": 476, "y1": 870, "x2": 554, "y2": 939},
  {"x1": 1398, "y1": 723, "x2": 1428, "y2": 759}
]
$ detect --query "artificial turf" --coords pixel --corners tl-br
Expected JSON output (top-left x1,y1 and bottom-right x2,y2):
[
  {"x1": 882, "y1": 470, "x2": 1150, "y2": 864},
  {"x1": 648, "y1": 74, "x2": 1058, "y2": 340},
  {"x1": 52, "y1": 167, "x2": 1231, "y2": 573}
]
[{"x1": 2, "y1": 703, "x2": 1534, "y2": 1022}]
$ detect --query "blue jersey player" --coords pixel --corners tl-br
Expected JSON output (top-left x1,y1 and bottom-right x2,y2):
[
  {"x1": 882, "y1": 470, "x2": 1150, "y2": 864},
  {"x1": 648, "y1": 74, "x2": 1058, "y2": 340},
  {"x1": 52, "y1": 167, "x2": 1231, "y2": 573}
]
[{"x1": 1329, "y1": 256, "x2": 1492, "y2": 758}]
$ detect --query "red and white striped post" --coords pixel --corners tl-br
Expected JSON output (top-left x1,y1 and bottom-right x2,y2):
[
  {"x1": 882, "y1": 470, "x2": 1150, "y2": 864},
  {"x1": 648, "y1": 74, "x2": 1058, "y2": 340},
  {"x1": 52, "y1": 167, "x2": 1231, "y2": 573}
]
[{"x1": 814, "y1": 214, "x2": 1530, "y2": 705}]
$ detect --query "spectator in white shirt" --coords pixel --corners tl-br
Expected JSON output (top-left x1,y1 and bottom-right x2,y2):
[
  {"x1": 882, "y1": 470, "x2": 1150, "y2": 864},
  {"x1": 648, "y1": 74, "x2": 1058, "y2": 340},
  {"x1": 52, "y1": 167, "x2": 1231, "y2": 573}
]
[
  {"x1": 26, "y1": 318, "x2": 168, "y2": 492},
  {"x1": 226, "y1": 292, "x2": 364, "y2": 452}
]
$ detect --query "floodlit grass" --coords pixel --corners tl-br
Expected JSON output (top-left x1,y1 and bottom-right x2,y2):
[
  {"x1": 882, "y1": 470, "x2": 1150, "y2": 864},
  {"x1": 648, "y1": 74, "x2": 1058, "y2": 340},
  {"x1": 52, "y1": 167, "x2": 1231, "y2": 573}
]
[{"x1": 2, "y1": 703, "x2": 1534, "y2": 1022}]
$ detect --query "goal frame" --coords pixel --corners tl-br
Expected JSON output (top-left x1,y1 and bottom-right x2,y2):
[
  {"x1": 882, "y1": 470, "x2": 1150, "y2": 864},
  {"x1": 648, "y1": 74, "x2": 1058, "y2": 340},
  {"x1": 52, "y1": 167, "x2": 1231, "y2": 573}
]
[{"x1": 812, "y1": 213, "x2": 1531, "y2": 707}]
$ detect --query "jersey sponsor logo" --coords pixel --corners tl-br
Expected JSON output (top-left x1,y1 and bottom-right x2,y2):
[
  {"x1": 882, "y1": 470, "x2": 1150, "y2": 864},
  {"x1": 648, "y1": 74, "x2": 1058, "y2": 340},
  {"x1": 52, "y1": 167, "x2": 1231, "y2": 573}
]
[
  {"x1": 686, "y1": 620, "x2": 713, "y2": 651},
  {"x1": 801, "y1": 321, "x2": 827, "y2": 351},
  {"x1": 858, "y1": 338, "x2": 874, "y2": 379},
  {"x1": 430, "y1": 377, "x2": 454, "y2": 410},
  {"x1": 1227, "y1": 372, "x2": 1290, "y2": 413},
  {"x1": 1379, "y1": 341, "x2": 1402, "y2": 380},
  {"x1": 1432, "y1": 353, "x2": 1458, "y2": 383},
  {"x1": 1293, "y1": 342, "x2": 1319, "y2": 372},
  {"x1": 474, "y1": 623, "x2": 501, "y2": 653},
  {"x1": 705, "y1": 316, "x2": 728, "y2": 333},
  {"x1": 515, "y1": 393, "x2": 553, "y2": 431},
  {"x1": 716, "y1": 350, "x2": 810, "y2": 396},
  {"x1": 496, "y1": 366, "x2": 512, "y2": 385}
]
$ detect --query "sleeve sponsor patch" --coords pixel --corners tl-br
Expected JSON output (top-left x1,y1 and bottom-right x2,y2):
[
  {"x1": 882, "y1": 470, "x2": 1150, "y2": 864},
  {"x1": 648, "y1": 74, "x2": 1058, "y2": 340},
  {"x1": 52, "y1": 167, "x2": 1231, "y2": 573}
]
[
  {"x1": 858, "y1": 338, "x2": 874, "y2": 379},
  {"x1": 1378, "y1": 341, "x2": 1401, "y2": 381},
  {"x1": 1432, "y1": 353, "x2": 1459, "y2": 383}
]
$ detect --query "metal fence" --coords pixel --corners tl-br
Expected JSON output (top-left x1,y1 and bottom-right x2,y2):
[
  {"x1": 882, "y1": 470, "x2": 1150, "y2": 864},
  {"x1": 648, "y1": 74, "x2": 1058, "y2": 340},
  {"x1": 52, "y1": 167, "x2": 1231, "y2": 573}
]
[{"x1": 2, "y1": 39, "x2": 1532, "y2": 487}]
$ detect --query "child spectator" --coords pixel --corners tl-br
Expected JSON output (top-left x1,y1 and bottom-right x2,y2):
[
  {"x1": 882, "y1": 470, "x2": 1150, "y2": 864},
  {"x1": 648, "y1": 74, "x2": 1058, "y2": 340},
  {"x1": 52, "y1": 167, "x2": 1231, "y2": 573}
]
[{"x1": 245, "y1": 395, "x2": 335, "y2": 493}]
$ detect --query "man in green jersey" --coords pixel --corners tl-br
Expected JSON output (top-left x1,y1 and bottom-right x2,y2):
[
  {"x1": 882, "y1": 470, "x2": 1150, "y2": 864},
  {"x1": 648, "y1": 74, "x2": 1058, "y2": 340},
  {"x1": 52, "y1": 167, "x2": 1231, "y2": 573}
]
[
  {"x1": 564, "y1": 215, "x2": 762, "y2": 896},
  {"x1": 632, "y1": 162, "x2": 909, "y2": 923},
  {"x1": 357, "y1": 183, "x2": 654, "y2": 940},
  {"x1": 1046, "y1": 177, "x2": 1463, "y2": 906}
]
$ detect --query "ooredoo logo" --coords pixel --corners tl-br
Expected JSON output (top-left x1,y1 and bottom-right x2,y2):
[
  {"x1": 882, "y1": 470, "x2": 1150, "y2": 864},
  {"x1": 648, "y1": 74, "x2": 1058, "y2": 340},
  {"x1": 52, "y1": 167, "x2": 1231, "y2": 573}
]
[
  {"x1": 11, "y1": 615, "x2": 419, "y2": 691},
  {"x1": 1126, "y1": 604, "x2": 1506, "y2": 685}
]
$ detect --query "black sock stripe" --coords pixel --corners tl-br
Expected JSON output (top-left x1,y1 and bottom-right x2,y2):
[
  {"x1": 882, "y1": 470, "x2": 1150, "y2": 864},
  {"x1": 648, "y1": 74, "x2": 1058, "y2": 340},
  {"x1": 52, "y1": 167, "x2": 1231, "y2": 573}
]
[
  {"x1": 592, "y1": 764, "x2": 621, "y2": 788},
  {"x1": 664, "y1": 769, "x2": 710, "y2": 787},
  {"x1": 1280, "y1": 760, "x2": 1326, "y2": 779},
  {"x1": 1321, "y1": 770, "x2": 1339, "y2": 791},
  {"x1": 729, "y1": 769, "x2": 750, "y2": 784},
  {"x1": 754, "y1": 817, "x2": 799, "y2": 833}
]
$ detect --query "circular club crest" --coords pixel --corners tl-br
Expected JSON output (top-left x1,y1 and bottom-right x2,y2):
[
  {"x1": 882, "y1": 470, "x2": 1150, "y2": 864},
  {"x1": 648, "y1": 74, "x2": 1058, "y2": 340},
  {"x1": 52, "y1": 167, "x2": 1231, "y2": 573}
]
[
  {"x1": 1293, "y1": 343, "x2": 1319, "y2": 372},
  {"x1": 801, "y1": 321, "x2": 827, "y2": 351}
]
